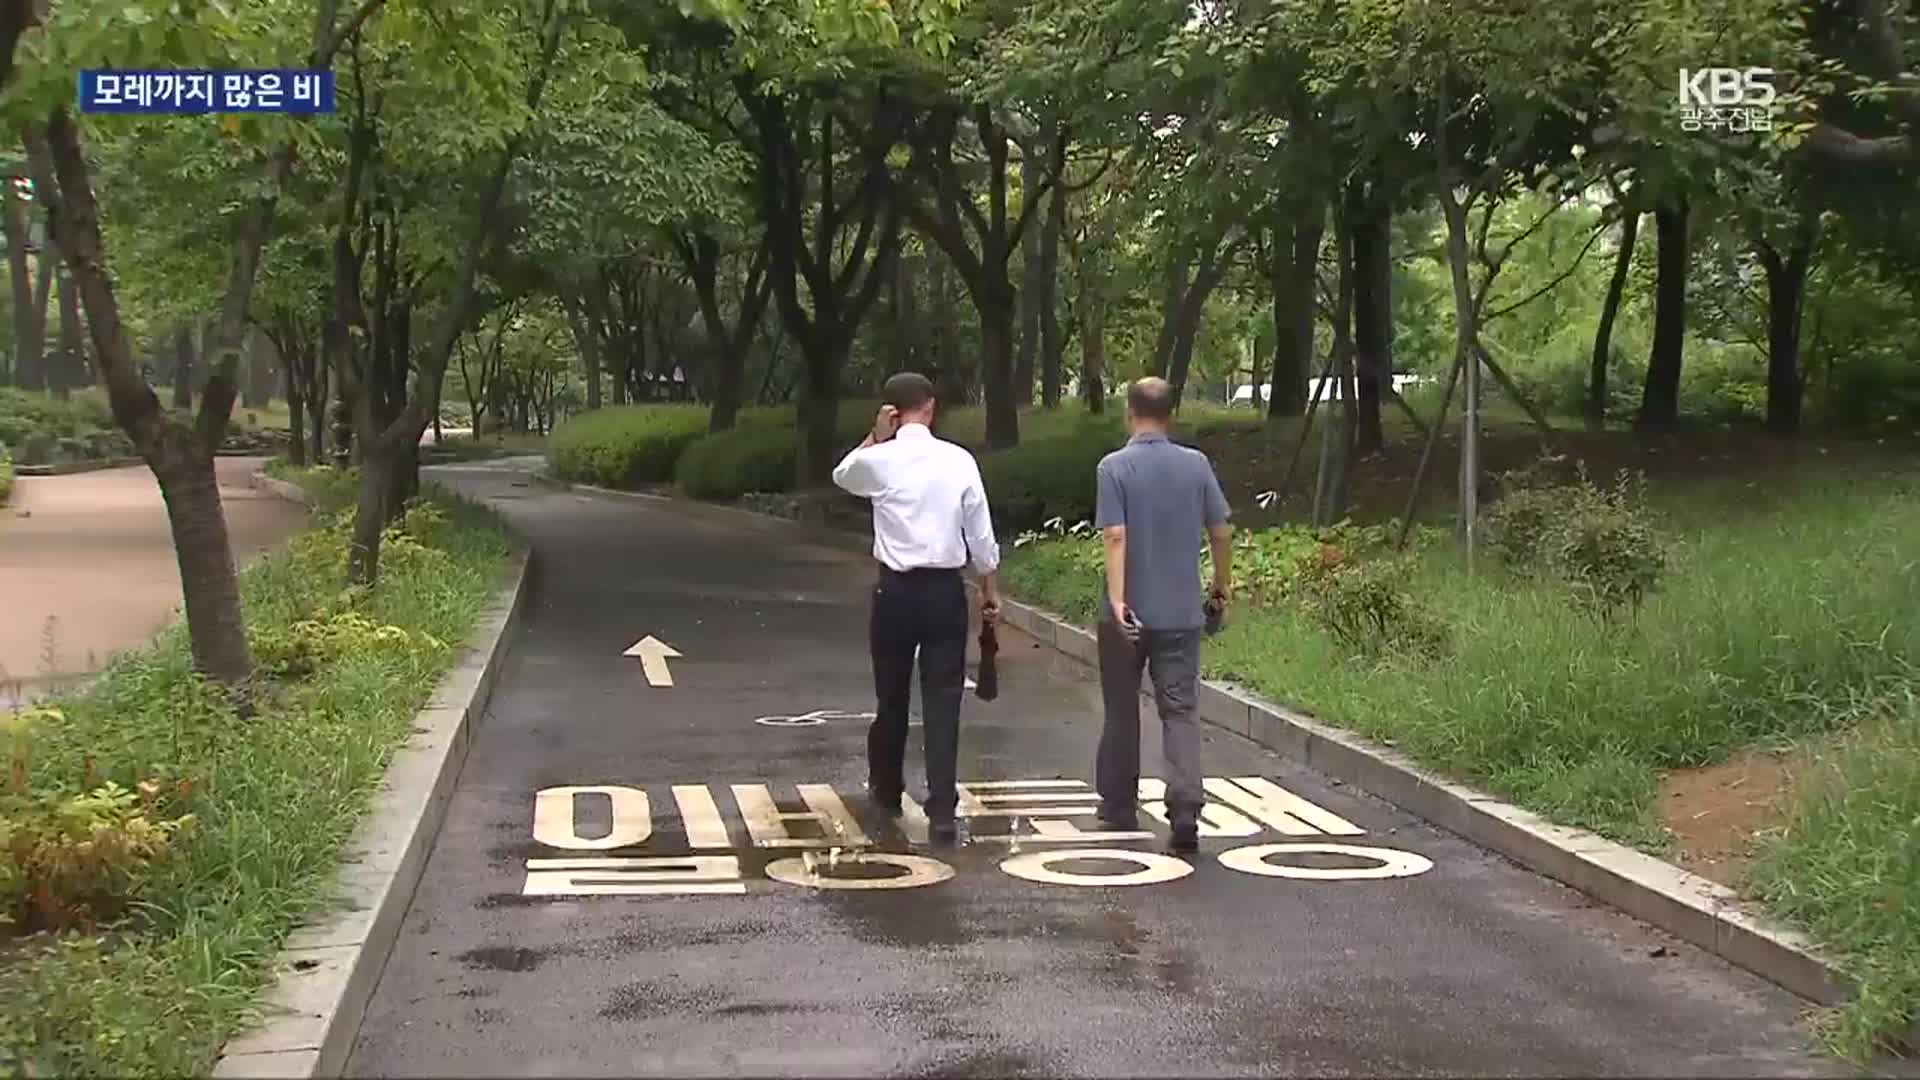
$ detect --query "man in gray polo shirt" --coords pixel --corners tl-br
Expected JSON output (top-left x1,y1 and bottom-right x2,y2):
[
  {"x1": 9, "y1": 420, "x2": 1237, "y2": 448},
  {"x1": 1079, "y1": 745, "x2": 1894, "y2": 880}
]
[{"x1": 1093, "y1": 376, "x2": 1233, "y2": 853}]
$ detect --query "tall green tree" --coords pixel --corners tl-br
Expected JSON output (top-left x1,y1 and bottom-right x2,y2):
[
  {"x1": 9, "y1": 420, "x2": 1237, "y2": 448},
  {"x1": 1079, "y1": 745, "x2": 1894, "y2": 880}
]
[{"x1": 6, "y1": 0, "x2": 386, "y2": 686}]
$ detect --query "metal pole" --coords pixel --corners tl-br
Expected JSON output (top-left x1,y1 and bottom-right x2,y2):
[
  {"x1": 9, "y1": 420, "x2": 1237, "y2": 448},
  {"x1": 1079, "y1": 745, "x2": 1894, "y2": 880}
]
[
  {"x1": 1461, "y1": 338, "x2": 1481, "y2": 572},
  {"x1": 1394, "y1": 348, "x2": 1464, "y2": 549}
]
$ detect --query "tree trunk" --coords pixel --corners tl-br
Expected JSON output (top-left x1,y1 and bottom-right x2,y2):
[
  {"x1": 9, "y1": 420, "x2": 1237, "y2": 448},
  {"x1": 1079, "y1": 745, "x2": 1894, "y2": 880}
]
[
  {"x1": 981, "y1": 300, "x2": 1018, "y2": 447},
  {"x1": 348, "y1": 435, "x2": 391, "y2": 585},
  {"x1": 794, "y1": 328, "x2": 846, "y2": 487},
  {"x1": 1589, "y1": 207, "x2": 1639, "y2": 429},
  {"x1": 1081, "y1": 309, "x2": 1105, "y2": 413},
  {"x1": 311, "y1": 357, "x2": 329, "y2": 465},
  {"x1": 27, "y1": 109, "x2": 256, "y2": 685},
  {"x1": 1313, "y1": 211, "x2": 1356, "y2": 526},
  {"x1": 173, "y1": 323, "x2": 194, "y2": 410},
  {"x1": 1269, "y1": 206, "x2": 1324, "y2": 420},
  {"x1": 897, "y1": 252, "x2": 922, "y2": 373},
  {"x1": 1038, "y1": 154, "x2": 1065, "y2": 409},
  {"x1": 680, "y1": 234, "x2": 769, "y2": 434},
  {"x1": 1637, "y1": 198, "x2": 1689, "y2": 432},
  {"x1": 155, "y1": 455, "x2": 254, "y2": 682},
  {"x1": 931, "y1": 255, "x2": 963, "y2": 403},
  {"x1": 285, "y1": 349, "x2": 307, "y2": 467},
  {"x1": 1166, "y1": 240, "x2": 1234, "y2": 409},
  {"x1": 28, "y1": 250, "x2": 49, "y2": 386},
  {"x1": 1016, "y1": 151, "x2": 1042, "y2": 406},
  {"x1": 52, "y1": 258, "x2": 79, "y2": 399},
  {"x1": 564, "y1": 290, "x2": 603, "y2": 412},
  {"x1": 582, "y1": 303, "x2": 602, "y2": 411},
  {"x1": 1761, "y1": 230, "x2": 1813, "y2": 435},
  {"x1": 243, "y1": 330, "x2": 273, "y2": 410},
  {"x1": 5, "y1": 185, "x2": 41, "y2": 390},
  {"x1": 1348, "y1": 182, "x2": 1390, "y2": 453},
  {"x1": 1150, "y1": 255, "x2": 1185, "y2": 378}
]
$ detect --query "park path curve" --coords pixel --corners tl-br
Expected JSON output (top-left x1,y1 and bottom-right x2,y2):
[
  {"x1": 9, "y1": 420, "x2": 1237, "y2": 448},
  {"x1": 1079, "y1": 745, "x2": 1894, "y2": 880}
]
[
  {"x1": 344, "y1": 457, "x2": 1855, "y2": 1078},
  {"x1": 0, "y1": 455, "x2": 306, "y2": 701}
]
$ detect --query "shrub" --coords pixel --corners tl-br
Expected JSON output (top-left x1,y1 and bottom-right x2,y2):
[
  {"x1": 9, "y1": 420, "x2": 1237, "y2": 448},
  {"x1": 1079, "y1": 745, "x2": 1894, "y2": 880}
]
[
  {"x1": 673, "y1": 401, "x2": 877, "y2": 499},
  {"x1": 18, "y1": 432, "x2": 55, "y2": 466},
  {"x1": 676, "y1": 422, "x2": 802, "y2": 499},
  {"x1": 0, "y1": 447, "x2": 12, "y2": 506},
  {"x1": 547, "y1": 405, "x2": 710, "y2": 489},
  {"x1": 1551, "y1": 471, "x2": 1668, "y2": 620},
  {"x1": 1486, "y1": 458, "x2": 1668, "y2": 620},
  {"x1": 0, "y1": 389, "x2": 118, "y2": 462},
  {"x1": 1, "y1": 709, "x2": 196, "y2": 933},
  {"x1": 979, "y1": 431, "x2": 1124, "y2": 534},
  {"x1": 1297, "y1": 554, "x2": 1449, "y2": 662}
]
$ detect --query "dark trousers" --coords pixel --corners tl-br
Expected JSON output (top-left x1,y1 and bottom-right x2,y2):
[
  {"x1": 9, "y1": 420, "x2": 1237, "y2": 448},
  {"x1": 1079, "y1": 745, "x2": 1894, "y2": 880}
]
[
  {"x1": 869, "y1": 566, "x2": 968, "y2": 820},
  {"x1": 1096, "y1": 617, "x2": 1205, "y2": 828}
]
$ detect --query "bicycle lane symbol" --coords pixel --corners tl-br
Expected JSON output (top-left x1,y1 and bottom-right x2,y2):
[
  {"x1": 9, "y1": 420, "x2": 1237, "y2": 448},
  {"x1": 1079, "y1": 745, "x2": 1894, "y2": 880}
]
[{"x1": 753, "y1": 709, "x2": 875, "y2": 728}]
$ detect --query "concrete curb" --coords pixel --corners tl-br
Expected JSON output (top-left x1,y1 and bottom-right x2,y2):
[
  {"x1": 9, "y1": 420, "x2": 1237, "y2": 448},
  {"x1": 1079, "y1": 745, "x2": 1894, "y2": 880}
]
[
  {"x1": 213, "y1": 475, "x2": 534, "y2": 1079},
  {"x1": 250, "y1": 471, "x2": 314, "y2": 508},
  {"x1": 982, "y1": 591, "x2": 1868, "y2": 1017}
]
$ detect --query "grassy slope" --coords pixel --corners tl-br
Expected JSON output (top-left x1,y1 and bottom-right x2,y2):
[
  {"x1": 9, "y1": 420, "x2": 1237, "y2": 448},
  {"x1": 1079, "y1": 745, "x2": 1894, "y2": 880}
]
[{"x1": 0, "y1": 468, "x2": 511, "y2": 1076}]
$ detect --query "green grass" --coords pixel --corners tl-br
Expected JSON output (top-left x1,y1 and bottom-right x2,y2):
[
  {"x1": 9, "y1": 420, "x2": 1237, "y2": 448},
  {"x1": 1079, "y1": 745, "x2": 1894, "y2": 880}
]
[
  {"x1": 0, "y1": 474, "x2": 512, "y2": 1077},
  {"x1": 263, "y1": 459, "x2": 358, "y2": 513},
  {"x1": 1747, "y1": 692, "x2": 1920, "y2": 1061},
  {"x1": 1001, "y1": 466, "x2": 1920, "y2": 1054}
]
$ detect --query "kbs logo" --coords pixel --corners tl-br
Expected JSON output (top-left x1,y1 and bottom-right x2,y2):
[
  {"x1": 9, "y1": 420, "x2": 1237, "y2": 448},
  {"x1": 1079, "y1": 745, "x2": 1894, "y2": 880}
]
[
  {"x1": 1676, "y1": 67, "x2": 1776, "y2": 134},
  {"x1": 1678, "y1": 67, "x2": 1776, "y2": 108}
]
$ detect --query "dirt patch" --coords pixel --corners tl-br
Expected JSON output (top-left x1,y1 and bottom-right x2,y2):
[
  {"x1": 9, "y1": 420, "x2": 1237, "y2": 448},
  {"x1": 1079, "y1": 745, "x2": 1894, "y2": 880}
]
[{"x1": 1655, "y1": 748, "x2": 1803, "y2": 888}]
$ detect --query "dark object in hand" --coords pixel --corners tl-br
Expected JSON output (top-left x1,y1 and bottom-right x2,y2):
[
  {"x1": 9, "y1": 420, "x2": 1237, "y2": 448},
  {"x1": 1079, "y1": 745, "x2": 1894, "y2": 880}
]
[
  {"x1": 975, "y1": 622, "x2": 999, "y2": 701},
  {"x1": 1203, "y1": 596, "x2": 1225, "y2": 636}
]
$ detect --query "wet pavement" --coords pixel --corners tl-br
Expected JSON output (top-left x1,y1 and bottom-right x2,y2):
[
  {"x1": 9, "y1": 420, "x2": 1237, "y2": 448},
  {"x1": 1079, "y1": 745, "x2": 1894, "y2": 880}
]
[{"x1": 347, "y1": 459, "x2": 1857, "y2": 1077}]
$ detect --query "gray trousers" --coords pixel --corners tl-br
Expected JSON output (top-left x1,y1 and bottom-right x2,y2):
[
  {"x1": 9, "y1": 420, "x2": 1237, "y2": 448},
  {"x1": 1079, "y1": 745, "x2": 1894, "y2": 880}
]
[{"x1": 1096, "y1": 618, "x2": 1204, "y2": 827}]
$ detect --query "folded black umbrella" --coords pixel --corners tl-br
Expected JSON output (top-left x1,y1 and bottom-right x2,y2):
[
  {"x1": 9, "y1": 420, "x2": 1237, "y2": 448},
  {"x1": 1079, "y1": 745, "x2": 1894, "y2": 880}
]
[{"x1": 975, "y1": 621, "x2": 999, "y2": 701}]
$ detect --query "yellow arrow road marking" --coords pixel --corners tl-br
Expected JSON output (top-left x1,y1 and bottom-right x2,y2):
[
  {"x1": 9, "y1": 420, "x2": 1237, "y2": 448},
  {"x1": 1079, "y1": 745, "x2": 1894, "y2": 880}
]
[{"x1": 623, "y1": 635, "x2": 682, "y2": 686}]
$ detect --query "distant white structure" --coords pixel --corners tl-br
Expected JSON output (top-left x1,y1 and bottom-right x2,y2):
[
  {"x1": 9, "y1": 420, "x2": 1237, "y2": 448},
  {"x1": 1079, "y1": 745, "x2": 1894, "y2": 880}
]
[{"x1": 1232, "y1": 372, "x2": 1427, "y2": 406}]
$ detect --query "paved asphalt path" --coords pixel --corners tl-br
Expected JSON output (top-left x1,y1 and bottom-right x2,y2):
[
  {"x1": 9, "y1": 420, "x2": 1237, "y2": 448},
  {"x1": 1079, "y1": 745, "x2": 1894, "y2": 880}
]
[{"x1": 348, "y1": 458, "x2": 1856, "y2": 1078}]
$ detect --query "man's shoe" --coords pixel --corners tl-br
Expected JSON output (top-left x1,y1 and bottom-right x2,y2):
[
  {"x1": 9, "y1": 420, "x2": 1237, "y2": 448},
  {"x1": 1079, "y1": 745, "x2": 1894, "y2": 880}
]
[
  {"x1": 1097, "y1": 809, "x2": 1140, "y2": 832},
  {"x1": 1170, "y1": 823, "x2": 1200, "y2": 854},
  {"x1": 928, "y1": 818, "x2": 960, "y2": 845},
  {"x1": 870, "y1": 790, "x2": 903, "y2": 816}
]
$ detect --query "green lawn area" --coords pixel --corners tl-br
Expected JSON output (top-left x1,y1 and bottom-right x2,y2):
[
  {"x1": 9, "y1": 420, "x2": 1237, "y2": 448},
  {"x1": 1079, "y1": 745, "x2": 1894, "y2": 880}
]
[{"x1": 0, "y1": 467, "x2": 512, "y2": 1076}]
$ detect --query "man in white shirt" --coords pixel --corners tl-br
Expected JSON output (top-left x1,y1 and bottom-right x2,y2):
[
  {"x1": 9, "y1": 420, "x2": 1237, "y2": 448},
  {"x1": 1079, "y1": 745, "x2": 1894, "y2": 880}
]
[{"x1": 832, "y1": 372, "x2": 1002, "y2": 843}]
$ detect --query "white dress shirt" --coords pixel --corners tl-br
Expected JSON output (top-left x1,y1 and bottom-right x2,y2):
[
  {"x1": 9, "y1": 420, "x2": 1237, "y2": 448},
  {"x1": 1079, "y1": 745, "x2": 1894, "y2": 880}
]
[{"x1": 832, "y1": 422, "x2": 1001, "y2": 575}]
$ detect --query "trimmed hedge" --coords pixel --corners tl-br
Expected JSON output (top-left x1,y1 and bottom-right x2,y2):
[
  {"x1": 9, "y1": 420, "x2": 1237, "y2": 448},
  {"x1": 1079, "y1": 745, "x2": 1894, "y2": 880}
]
[
  {"x1": 677, "y1": 423, "x2": 799, "y2": 500},
  {"x1": 547, "y1": 404, "x2": 710, "y2": 488},
  {"x1": 674, "y1": 400, "x2": 878, "y2": 499},
  {"x1": 979, "y1": 429, "x2": 1127, "y2": 534}
]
